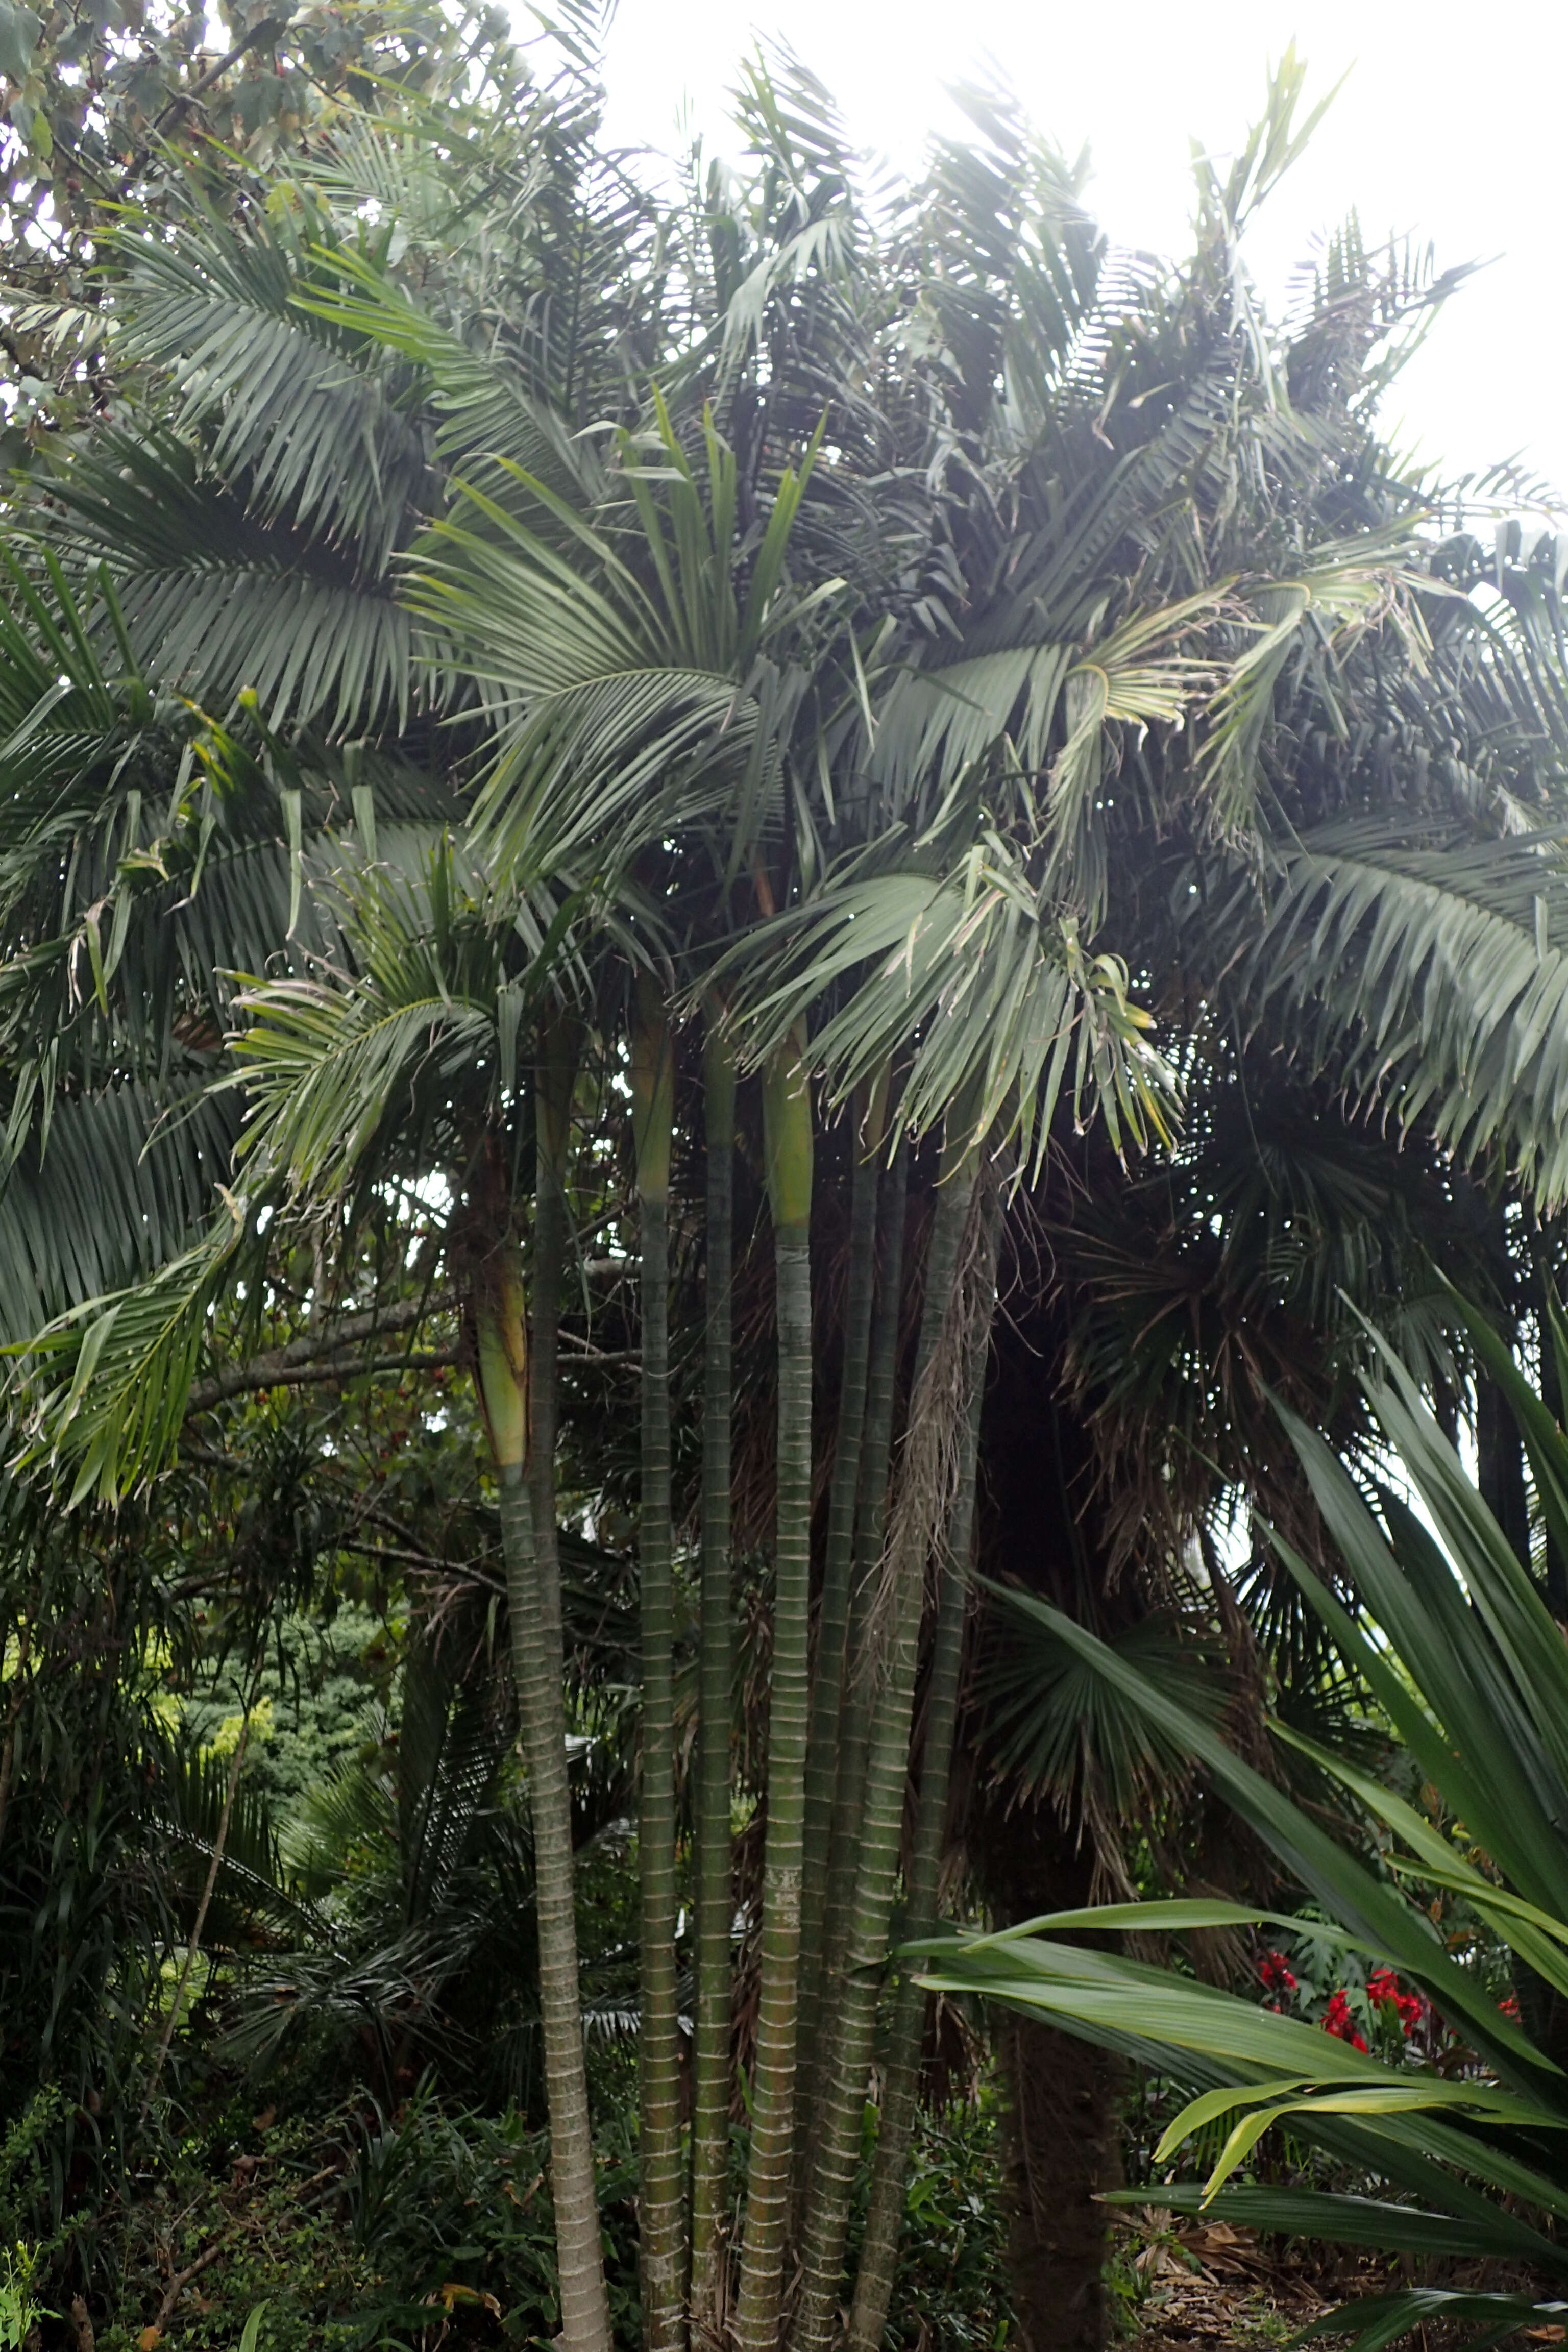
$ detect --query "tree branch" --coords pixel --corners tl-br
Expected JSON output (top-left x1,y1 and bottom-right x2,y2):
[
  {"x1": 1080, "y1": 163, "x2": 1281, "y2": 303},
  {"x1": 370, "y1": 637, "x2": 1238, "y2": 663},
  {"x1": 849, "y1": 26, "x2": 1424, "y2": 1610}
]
[
  {"x1": 192, "y1": 1348, "x2": 458, "y2": 1403},
  {"x1": 186, "y1": 1290, "x2": 454, "y2": 1410},
  {"x1": 149, "y1": 17, "x2": 290, "y2": 137}
]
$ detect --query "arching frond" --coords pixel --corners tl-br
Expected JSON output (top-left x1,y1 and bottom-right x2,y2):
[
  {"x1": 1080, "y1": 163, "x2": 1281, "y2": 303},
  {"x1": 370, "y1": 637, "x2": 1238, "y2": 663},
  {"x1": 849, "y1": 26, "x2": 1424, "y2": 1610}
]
[
  {"x1": 232, "y1": 845, "x2": 592, "y2": 1199},
  {"x1": 1232, "y1": 819, "x2": 1568, "y2": 1206},
  {"x1": 725, "y1": 840, "x2": 1177, "y2": 1169},
  {"x1": 9, "y1": 1205, "x2": 250, "y2": 1505},
  {"x1": 0, "y1": 1077, "x2": 241, "y2": 1346},
  {"x1": 42, "y1": 431, "x2": 417, "y2": 735},
  {"x1": 112, "y1": 212, "x2": 431, "y2": 571}
]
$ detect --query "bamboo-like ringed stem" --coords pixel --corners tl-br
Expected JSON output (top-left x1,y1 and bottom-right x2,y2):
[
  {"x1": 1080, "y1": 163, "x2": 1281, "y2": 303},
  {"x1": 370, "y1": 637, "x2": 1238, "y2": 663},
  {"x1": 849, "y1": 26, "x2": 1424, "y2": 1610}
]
[
  {"x1": 633, "y1": 982, "x2": 687, "y2": 2352},
  {"x1": 691, "y1": 1015, "x2": 738, "y2": 2329},
  {"x1": 845, "y1": 1227, "x2": 995, "y2": 2352},
  {"x1": 496, "y1": 1063, "x2": 611, "y2": 2352},
  {"x1": 791, "y1": 1151, "x2": 991, "y2": 2352},
  {"x1": 794, "y1": 1076, "x2": 886, "y2": 2204},
  {"x1": 734, "y1": 1026, "x2": 815, "y2": 2352},
  {"x1": 816, "y1": 1136, "x2": 910, "y2": 2065}
]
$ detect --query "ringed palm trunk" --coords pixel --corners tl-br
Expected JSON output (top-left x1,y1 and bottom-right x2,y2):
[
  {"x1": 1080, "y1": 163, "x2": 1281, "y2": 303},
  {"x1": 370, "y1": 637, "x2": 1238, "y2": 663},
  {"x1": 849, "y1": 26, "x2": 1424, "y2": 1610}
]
[
  {"x1": 472, "y1": 1113, "x2": 611, "y2": 2352},
  {"x1": 691, "y1": 1012, "x2": 737, "y2": 2330},
  {"x1": 632, "y1": 977, "x2": 687, "y2": 2352},
  {"x1": 790, "y1": 1146, "x2": 982, "y2": 2352},
  {"x1": 817, "y1": 1137, "x2": 911, "y2": 2029},
  {"x1": 846, "y1": 1258, "x2": 993, "y2": 2352},
  {"x1": 734, "y1": 1022, "x2": 815, "y2": 2352},
  {"x1": 793, "y1": 1074, "x2": 887, "y2": 2196}
]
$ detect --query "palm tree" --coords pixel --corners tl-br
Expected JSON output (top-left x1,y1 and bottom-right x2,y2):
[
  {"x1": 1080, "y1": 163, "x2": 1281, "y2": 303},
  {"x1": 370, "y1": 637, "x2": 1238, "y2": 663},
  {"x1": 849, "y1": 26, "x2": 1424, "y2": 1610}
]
[{"x1": 13, "y1": 38, "x2": 1568, "y2": 2352}]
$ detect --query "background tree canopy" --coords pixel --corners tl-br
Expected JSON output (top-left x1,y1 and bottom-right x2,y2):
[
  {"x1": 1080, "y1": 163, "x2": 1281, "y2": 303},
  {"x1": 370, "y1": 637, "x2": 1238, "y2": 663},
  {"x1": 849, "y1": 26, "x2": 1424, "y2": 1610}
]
[{"x1": 4, "y1": 10, "x2": 1568, "y2": 2352}]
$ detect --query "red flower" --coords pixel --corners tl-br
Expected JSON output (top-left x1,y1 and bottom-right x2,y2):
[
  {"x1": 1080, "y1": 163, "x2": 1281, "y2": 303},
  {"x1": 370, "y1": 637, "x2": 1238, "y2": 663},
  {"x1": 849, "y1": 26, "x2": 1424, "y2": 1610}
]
[
  {"x1": 1500, "y1": 1993, "x2": 1521, "y2": 2020},
  {"x1": 1321, "y1": 1989, "x2": 1368, "y2": 2051},
  {"x1": 1258, "y1": 1950, "x2": 1297, "y2": 1995},
  {"x1": 1367, "y1": 1967, "x2": 1423, "y2": 2036}
]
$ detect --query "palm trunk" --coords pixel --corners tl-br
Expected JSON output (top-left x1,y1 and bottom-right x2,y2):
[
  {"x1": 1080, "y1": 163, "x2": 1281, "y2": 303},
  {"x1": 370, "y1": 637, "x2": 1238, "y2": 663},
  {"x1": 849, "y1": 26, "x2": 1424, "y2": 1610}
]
[
  {"x1": 632, "y1": 978, "x2": 686, "y2": 2352},
  {"x1": 691, "y1": 1014, "x2": 737, "y2": 2330},
  {"x1": 790, "y1": 1150, "x2": 982, "y2": 2352},
  {"x1": 816, "y1": 1139, "x2": 910, "y2": 2047},
  {"x1": 476, "y1": 1110, "x2": 612, "y2": 2352},
  {"x1": 846, "y1": 1281, "x2": 991, "y2": 2352},
  {"x1": 794, "y1": 1080, "x2": 886, "y2": 2195},
  {"x1": 991, "y1": 1816, "x2": 1123, "y2": 2352},
  {"x1": 734, "y1": 1024, "x2": 815, "y2": 2352}
]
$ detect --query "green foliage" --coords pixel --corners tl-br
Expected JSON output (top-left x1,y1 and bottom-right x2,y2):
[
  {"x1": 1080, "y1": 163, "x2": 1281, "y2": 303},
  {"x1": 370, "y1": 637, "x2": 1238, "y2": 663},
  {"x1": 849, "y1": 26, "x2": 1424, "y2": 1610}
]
[
  {"x1": 179, "y1": 1603, "x2": 397, "y2": 1819},
  {"x1": 0, "y1": 2242, "x2": 45, "y2": 2352},
  {"x1": 916, "y1": 1313, "x2": 1568, "y2": 2349},
  {"x1": 70, "y1": 2080, "x2": 643, "y2": 2350},
  {"x1": 878, "y1": 2097, "x2": 1012, "y2": 2352}
]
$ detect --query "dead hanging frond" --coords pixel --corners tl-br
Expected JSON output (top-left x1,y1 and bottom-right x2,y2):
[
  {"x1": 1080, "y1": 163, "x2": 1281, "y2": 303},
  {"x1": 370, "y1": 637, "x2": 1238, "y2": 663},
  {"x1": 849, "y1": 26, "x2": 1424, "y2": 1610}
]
[{"x1": 859, "y1": 1153, "x2": 1004, "y2": 1691}]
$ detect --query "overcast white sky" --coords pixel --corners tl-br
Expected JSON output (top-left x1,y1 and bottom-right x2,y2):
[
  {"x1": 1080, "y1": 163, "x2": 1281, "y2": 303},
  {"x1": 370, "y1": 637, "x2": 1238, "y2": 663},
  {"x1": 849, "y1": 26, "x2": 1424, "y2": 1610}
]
[{"x1": 599, "y1": 0, "x2": 1566, "y2": 498}]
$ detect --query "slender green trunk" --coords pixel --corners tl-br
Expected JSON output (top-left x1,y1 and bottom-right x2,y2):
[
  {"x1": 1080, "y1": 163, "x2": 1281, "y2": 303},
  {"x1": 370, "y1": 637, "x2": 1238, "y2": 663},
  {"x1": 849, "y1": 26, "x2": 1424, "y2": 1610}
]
[
  {"x1": 734, "y1": 1025, "x2": 815, "y2": 2352},
  {"x1": 691, "y1": 1016, "x2": 737, "y2": 2329},
  {"x1": 846, "y1": 1257, "x2": 993, "y2": 2352},
  {"x1": 793, "y1": 1080, "x2": 886, "y2": 2195},
  {"x1": 817, "y1": 1138, "x2": 910, "y2": 2068},
  {"x1": 632, "y1": 979, "x2": 686, "y2": 2352},
  {"x1": 791, "y1": 1153, "x2": 984, "y2": 2352},
  {"x1": 475, "y1": 1118, "x2": 611, "y2": 2352}
]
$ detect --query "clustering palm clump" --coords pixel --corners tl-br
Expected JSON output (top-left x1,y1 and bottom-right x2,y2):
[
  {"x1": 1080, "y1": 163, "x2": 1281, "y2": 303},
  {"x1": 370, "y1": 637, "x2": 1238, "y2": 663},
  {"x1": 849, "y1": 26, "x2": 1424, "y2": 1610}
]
[{"x1": 6, "y1": 5, "x2": 1568, "y2": 2347}]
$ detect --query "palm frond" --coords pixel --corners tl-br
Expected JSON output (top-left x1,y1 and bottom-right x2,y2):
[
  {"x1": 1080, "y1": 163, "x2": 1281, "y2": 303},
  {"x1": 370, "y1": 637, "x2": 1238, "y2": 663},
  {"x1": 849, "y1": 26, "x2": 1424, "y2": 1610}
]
[
  {"x1": 724, "y1": 842, "x2": 1178, "y2": 1168},
  {"x1": 41, "y1": 430, "x2": 417, "y2": 734},
  {"x1": 1236, "y1": 817, "x2": 1568, "y2": 1206},
  {"x1": 0, "y1": 1077, "x2": 242, "y2": 1346},
  {"x1": 112, "y1": 210, "x2": 430, "y2": 571},
  {"x1": 9, "y1": 1203, "x2": 251, "y2": 1504}
]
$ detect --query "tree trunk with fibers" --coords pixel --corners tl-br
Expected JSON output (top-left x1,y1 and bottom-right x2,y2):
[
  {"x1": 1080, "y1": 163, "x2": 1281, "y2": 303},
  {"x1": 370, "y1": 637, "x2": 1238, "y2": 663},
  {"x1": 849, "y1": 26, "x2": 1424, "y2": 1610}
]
[
  {"x1": 473, "y1": 1119, "x2": 612, "y2": 2352},
  {"x1": 845, "y1": 1254, "x2": 993, "y2": 2352},
  {"x1": 973, "y1": 1300, "x2": 1132, "y2": 2352},
  {"x1": 791, "y1": 1149, "x2": 988, "y2": 2352},
  {"x1": 632, "y1": 979, "x2": 686, "y2": 2351},
  {"x1": 734, "y1": 1023, "x2": 815, "y2": 2352},
  {"x1": 691, "y1": 1014, "x2": 737, "y2": 2334},
  {"x1": 992, "y1": 1807, "x2": 1123, "y2": 2352},
  {"x1": 793, "y1": 1074, "x2": 887, "y2": 2203}
]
